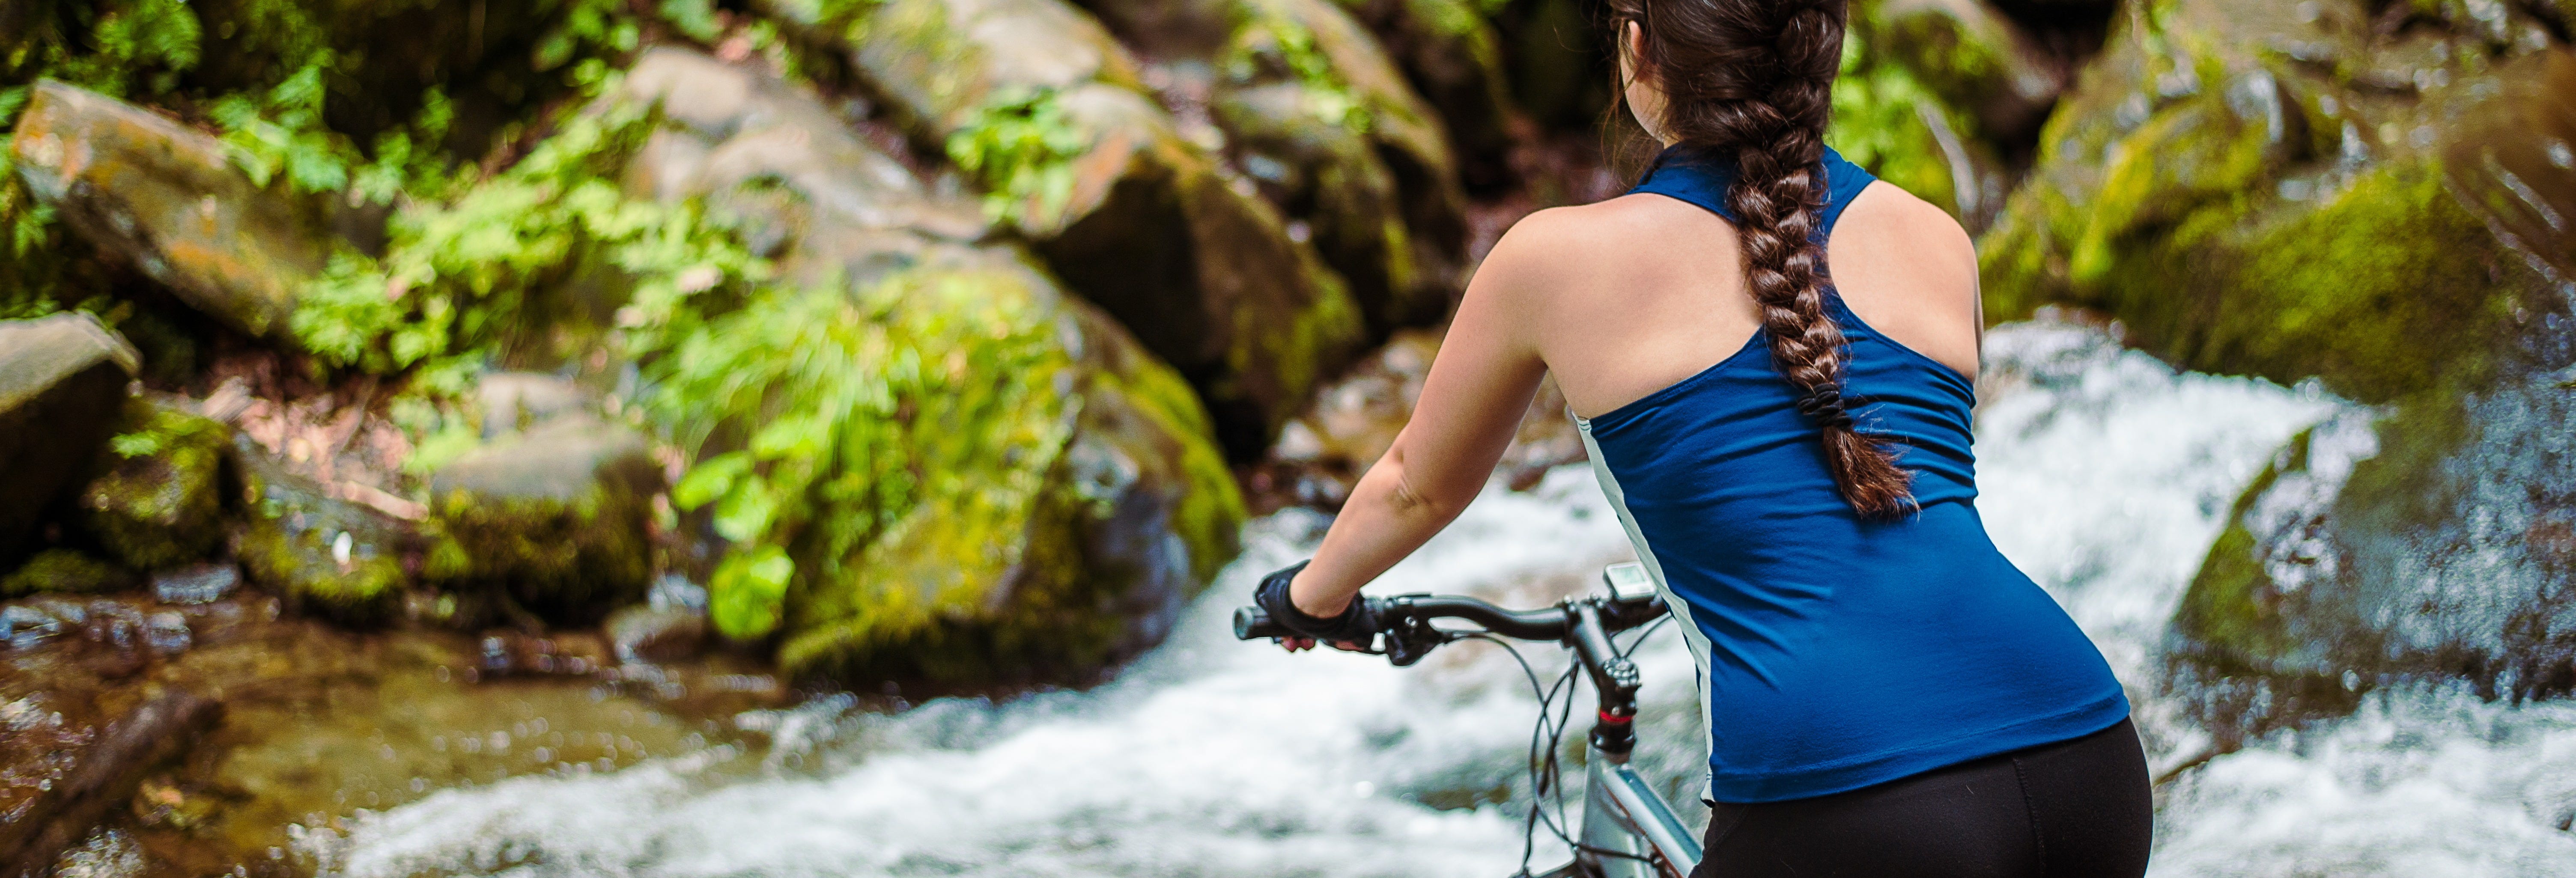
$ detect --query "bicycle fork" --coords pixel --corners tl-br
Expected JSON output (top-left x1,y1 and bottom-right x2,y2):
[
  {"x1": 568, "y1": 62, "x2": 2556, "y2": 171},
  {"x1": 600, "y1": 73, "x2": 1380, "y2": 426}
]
[{"x1": 1565, "y1": 602, "x2": 1703, "y2": 878}]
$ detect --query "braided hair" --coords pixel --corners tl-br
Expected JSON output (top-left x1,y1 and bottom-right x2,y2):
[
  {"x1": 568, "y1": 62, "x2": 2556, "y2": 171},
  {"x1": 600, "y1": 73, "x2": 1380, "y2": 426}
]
[{"x1": 1607, "y1": 0, "x2": 1916, "y2": 518}]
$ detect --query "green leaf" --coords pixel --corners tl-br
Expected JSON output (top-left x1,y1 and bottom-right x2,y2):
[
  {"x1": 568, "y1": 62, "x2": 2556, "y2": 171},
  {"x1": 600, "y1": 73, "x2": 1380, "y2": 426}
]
[
  {"x1": 710, "y1": 545, "x2": 794, "y2": 640},
  {"x1": 672, "y1": 452, "x2": 752, "y2": 510},
  {"x1": 110, "y1": 432, "x2": 164, "y2": 458}
]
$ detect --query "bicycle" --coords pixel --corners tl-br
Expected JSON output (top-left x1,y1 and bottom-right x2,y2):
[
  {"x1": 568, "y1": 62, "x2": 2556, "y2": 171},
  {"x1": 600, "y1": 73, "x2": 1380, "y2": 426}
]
[{"x1": 1235, "y1": 562, "x2": 1703, "y2": 878}]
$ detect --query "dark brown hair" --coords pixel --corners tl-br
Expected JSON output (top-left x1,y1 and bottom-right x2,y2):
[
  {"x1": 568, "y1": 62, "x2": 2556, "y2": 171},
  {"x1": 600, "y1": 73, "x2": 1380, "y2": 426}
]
[{"x1": 1606, "y1": 0, "x2": 1915, "y2": 518}]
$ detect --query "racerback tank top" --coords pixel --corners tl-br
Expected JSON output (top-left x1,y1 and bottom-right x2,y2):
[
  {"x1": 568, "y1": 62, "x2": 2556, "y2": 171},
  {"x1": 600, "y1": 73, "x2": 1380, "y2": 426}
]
[{"x1": 1577, "y1": 146, "x2": 2129, "y2": 803}]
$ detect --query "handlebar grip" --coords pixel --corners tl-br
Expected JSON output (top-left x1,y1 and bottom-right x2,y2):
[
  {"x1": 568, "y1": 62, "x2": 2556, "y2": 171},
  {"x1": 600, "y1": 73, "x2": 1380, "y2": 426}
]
[{"x1": 1233, "y1": 606, "x2": 1289, "y2": 640}]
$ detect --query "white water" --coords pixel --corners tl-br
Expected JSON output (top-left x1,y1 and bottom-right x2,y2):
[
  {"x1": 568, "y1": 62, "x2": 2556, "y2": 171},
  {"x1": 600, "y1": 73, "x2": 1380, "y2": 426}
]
[{"x1": 309, "y1": 321, "x2": 2576, "y2": 877}]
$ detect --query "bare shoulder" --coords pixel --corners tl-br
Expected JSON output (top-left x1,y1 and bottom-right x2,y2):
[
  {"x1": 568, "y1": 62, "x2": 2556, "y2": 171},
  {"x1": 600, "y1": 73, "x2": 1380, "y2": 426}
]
[
  {"x1": 1832, "y1": 181, "x2": 1976, "y2": 284},
  {"x1": 1474, "y1": 195, "x2": 1724, "y2": 295}
]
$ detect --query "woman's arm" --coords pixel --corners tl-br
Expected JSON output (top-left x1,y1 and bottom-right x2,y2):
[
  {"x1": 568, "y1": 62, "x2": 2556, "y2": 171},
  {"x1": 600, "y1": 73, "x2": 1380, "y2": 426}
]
[{"x1": 1284, "y1": 215, "x2": 1561, "y2": 623}]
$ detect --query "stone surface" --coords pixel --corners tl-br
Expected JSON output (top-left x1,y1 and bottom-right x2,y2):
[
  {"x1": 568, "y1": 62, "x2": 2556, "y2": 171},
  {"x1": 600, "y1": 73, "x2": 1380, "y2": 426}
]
[
  {"x1": 1210, "y1": 0, "x2": 1469, "y2": 336},
  {"x1": 1977, "y1": 0, "x2": 2567, "y2": 403},
  {"x1": 763, "y1": 0, "x2": 1368, "y2": 458},
  {"x1": 1248, "y1": 326, "x2": 1583, "y2": 510},
  {"x1": 613, "y1": 50, "x2": 1246, "y2": 682},
  {"x1": 9, "y1": 81, "x2": 334, "y2": 344},
  {"x1": 1324, "y1": 0, "x2": 1521, "y2": 190},
  {"x1": 426, "y1": 416, "x2": 662, "y2": 626},
  {"x1": 76, "y1": 398, "x2": 230, "y2": 571},
  {"x1": 0, "y1": 313, "x2": 140, "y2": 567},
  {"x1": 227, "y1": 435, "x2": 413, "y2": 621},
  {"x1": 0, "y1": 589, "x2": 787, "y2": 878}
]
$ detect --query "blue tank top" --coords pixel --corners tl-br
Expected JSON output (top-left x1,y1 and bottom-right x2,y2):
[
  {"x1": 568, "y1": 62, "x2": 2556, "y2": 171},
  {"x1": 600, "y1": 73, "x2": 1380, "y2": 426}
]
[{"x1": 1576, "y1": 146, "x2": 2128, "y2": 803}]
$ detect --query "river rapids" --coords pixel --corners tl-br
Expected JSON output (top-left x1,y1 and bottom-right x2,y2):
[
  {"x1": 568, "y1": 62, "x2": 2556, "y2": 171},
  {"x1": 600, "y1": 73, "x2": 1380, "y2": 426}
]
[{"x1": 290, "y1": 320, "x2": 2576, "y2": 877}]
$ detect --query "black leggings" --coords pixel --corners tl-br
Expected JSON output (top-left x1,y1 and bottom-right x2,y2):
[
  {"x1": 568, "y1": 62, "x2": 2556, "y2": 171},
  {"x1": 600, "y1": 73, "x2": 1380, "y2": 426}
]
[{"x1": 1691, "y1": 719, "x2": 2152, "y2": 878}]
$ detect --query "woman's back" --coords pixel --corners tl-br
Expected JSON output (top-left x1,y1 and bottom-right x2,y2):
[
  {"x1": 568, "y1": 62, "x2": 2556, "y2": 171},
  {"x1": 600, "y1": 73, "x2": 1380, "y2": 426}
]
[{"x1": 1505, "y1": 148, "x2": 2128, "y2": 802}]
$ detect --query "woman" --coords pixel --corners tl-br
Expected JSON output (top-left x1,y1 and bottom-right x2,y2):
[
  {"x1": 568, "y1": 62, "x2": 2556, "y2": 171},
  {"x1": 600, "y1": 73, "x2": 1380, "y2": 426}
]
[{"x1": 1249, "y1": 0, "x2": 2152, "y2": 874}]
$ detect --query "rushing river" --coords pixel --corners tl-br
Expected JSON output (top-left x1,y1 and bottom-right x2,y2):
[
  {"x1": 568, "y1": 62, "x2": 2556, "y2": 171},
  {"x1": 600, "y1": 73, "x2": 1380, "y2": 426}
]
[{"x1": 300, "y1": 321, "x2": 2576, "y2": 877}]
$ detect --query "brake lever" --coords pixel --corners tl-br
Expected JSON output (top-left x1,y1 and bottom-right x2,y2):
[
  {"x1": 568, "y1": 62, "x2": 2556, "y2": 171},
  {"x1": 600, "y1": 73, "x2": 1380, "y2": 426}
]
[{"x1": 1374, "y1": 595, "x2": 1450, "y2": 667}]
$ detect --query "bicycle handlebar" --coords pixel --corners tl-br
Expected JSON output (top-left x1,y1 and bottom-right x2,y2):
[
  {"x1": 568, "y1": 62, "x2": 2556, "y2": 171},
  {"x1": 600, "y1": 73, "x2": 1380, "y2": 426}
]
[{"x1": 1232, "y1": 594, "x2": 1583, "y2": 643}]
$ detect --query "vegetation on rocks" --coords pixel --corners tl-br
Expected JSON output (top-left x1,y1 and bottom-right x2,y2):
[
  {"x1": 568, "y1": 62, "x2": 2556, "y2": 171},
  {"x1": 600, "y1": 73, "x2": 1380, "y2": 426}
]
[{"x1": 81, "y1": 398, "x2": 230, "y2": 571}]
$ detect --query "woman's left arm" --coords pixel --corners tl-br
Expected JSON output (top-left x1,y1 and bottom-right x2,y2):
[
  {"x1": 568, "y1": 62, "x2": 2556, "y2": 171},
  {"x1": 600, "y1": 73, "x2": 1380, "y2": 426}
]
[{"x1": 1283, "y1": 214, "x2": 1562, "y2": 624}]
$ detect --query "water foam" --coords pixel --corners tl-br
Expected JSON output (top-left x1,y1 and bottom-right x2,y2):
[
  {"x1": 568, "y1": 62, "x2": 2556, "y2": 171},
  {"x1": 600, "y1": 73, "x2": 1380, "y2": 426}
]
[{"x1": 312, "y1": 321, "x2": 2576, "y2": 877}]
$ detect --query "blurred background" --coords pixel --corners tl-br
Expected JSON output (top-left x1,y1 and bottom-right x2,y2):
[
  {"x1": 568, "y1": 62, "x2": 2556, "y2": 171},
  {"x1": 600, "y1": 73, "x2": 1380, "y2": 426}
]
[{"x1": 2, "y1": 0, "x2": 2573, "y2": 875}]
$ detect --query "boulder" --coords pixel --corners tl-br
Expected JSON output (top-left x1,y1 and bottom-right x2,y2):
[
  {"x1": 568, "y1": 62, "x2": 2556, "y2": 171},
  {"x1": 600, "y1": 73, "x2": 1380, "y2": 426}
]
[
  {"x1": 0, "y1": 313, "x2": 140, "y2": 565},
  {"x1": 1977, "y1": 0, "x2": 2568, "y2": 404},
  {"x1": 228, "y1": 435, "x2": 411, "y2": 621},
  {"x1": 759, "y1": 0, "x2": 1366, "y2": 458},
  {"x1": 9, "y1": 81, "x2": 333, "y2": 344},
  {"x1": 611, "y1": 50, "x2": 1245, "y2": 682},
  {"x1": 76, "y1": 398, "x2": 230, "y2": 571},
  {"x1": 1831, "y1": 0, "x2": 2062, "y2": 229},
  {"x1": 1321, "y1": 0, "x2": 1521, "y2": 191},
  {"x1": 425, "y1": 416, "x2": 662, "y2": 626},
  {"x1": 1252, "y1": 326, "x2": 1583, "y2": 509},
  {"x1": 1082, "y1": 0, "x2": 1469, "y2": 332},
  {"x1": 1208, "y1": 0, "x2": 1469, "y2": 336}
]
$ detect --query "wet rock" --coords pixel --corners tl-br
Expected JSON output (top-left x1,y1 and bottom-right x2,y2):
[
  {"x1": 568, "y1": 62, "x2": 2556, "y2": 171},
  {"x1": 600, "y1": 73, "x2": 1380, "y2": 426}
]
[
  {"x1": 760, "y1": 0, "x2": 1368, "y2": 458},
  {"x1": 227, "y1": 435, "x2": 412, "y2": 621},
  {"x1": 471, "y1": 372, "x2": 603, "y2": 440},
  {"x1": 139, "y1": 611, "x2": 190, "y2": 656},
  {"x1": 1249, "y1": 326, "x2": 1584, "y2": 510},
  {"x1": 426, "y1": 417, "x2": 662, "y2": 626},
  {"x1": 0, "y1": 691, "x2": 220, "y2": 878},
  {"x1": 8, "y1": 81, "x2": 333, "y2": 345},
  {"x1": 1977, "y1": 0, "x2": 2567, "y2": 404},
  {"x1": 606, "y1": 604, "x2": 709, "y2": 664},
  {"x1": 1322, "y1": 0, "x2": 1521, "y2": 190},
  {"x1": 0, "y1": 313, "x2": 139, "y2": 565},
  {"x1": 474, "y1": 630, "x2": 615, "y2": 678},
  {"x1": 149, "y1": 563, "x2": 239, "y2": 606},
  {"x1": 3, "y1": 604, "x2": 67, "y2": 650},
  {"x1": 1, "y1": 551, "x2": 140, "y2": 598},
  {"x1": 1207, "y1": 0, "x2": 1469, "y2": 336},
  {"x1": 612, "y1": 51, "x2": 1246, "y2": 682},
  {"x1": 1085, "y1": 0, "x2": 1471, "y2": 329},
  {"x1": 77, "y1": 399, "x2": 230, "y2": 571}
]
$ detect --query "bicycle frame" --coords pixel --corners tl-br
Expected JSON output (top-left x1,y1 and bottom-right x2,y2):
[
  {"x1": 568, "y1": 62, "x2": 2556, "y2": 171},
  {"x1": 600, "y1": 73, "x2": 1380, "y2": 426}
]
[{"x1": 1234, "y1": 563, "x2": 1705, "y2": 877}]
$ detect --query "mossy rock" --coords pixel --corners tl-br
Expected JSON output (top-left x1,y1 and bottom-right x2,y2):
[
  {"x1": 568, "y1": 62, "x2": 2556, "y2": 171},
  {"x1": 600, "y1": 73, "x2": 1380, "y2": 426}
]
[
  {"x1": 78, "y1": 397, "x2": 230, "y2": 571},
  {"x1": 1975, "y1": 0, "x2": 2570, "y2": 404},
  {"x1": 227, "y1": 435, "x2": 412, "y2": 621},
  {"x1": 610, "y1": 50, "x2": 1247, "y2": 683},
  {"x1": 426, "y1": 417, "x2": 662, "y2": 626},
  {"x1": 774, "y1": 267, "x2": 1249, "y2": 684},
  {"x1": 0, "y1": 549, "x2": 142, "y2": 598},
  {"x1": 1209, "y1": 0, "x2": 1468, "y2": 336},
  {"x1": 0, "y1": 313, "x2": 140, "y2": 566},
  {"x1": 762, "y1": 0, "x2": 1368, "y2": 459},
  {"x1": 1320, "y1": 0, "x2": 1518, "y2": 190},
  {"x1": 10, "y1": 80, "x2": 334, "y2": 345}
]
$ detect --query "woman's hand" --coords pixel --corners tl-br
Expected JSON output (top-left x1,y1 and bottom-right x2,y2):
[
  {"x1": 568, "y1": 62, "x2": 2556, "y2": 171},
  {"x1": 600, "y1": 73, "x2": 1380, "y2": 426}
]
[{"x1": 1255, "y1": 562, "x2": 1373, "y2": 652}]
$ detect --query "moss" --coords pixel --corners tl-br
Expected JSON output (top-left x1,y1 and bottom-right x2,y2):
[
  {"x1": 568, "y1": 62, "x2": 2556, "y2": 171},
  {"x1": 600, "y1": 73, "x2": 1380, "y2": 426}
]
[
  {"x1": 79, "y1": 398, "x2": 229, "y2": 570},
  {"x1": 231, "y1": 512, "x2": 405, "y2": 619},
  {"x1": 228, "y1": 452, "x2": 409, "y2": 621},
  {"x1": 429, "y1": 475, "x2": 655, "y2": 624},
  {"x1": 1091, "y1": 324, "x2": 1249, "y2": 586},
  {"x1": 945, "y1": 87, "x2": 1091, "y2": 228},
  {"x1": 2171, "y1": 432, "x2": 2301, "y2": 667},
  {"x1": 0, "y1": 549, "x2": 140, "y2": 596}
]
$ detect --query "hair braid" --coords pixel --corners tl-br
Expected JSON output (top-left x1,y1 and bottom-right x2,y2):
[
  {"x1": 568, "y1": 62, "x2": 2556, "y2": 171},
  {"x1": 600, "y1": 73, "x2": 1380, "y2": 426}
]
[{"x1": 1609, "y1": 0, "x2": 1916, "y2": 518}]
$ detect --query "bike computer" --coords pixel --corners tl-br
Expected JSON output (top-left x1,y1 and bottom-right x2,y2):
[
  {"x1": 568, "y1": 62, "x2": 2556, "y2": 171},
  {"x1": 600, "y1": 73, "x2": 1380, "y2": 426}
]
[{"x1": 1601, "y1": 562, "x2": 1656, "y2": 602}]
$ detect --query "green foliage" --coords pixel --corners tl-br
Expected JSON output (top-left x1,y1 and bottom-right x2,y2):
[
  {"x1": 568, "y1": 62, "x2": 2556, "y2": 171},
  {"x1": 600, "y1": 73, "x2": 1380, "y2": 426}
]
[
  {"x1": 660, "y1": 0, "x2": 728, "y2": 42},
  {"x1": 293, "y1": 101, "x2": 766, "y2": 377},
  {"x1": 651, "y1": 268, "x2": 1075, "y2": 639},
  {"x1": 1223, "y1": 6, "x2": 1371, "y2": 133},
  {"x1": 945, "y1": 87, "x2": 1090, "y2": 226},
  {"x1": 1829, "y1": 38, "x2": 1966, "y2": 216}
]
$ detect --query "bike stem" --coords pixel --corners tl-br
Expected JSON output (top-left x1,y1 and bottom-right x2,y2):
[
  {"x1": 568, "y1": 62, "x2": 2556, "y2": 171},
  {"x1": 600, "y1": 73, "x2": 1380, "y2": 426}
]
[{"x1": 1568, "y1": 602, "x2": 1644, "y2": 762}]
